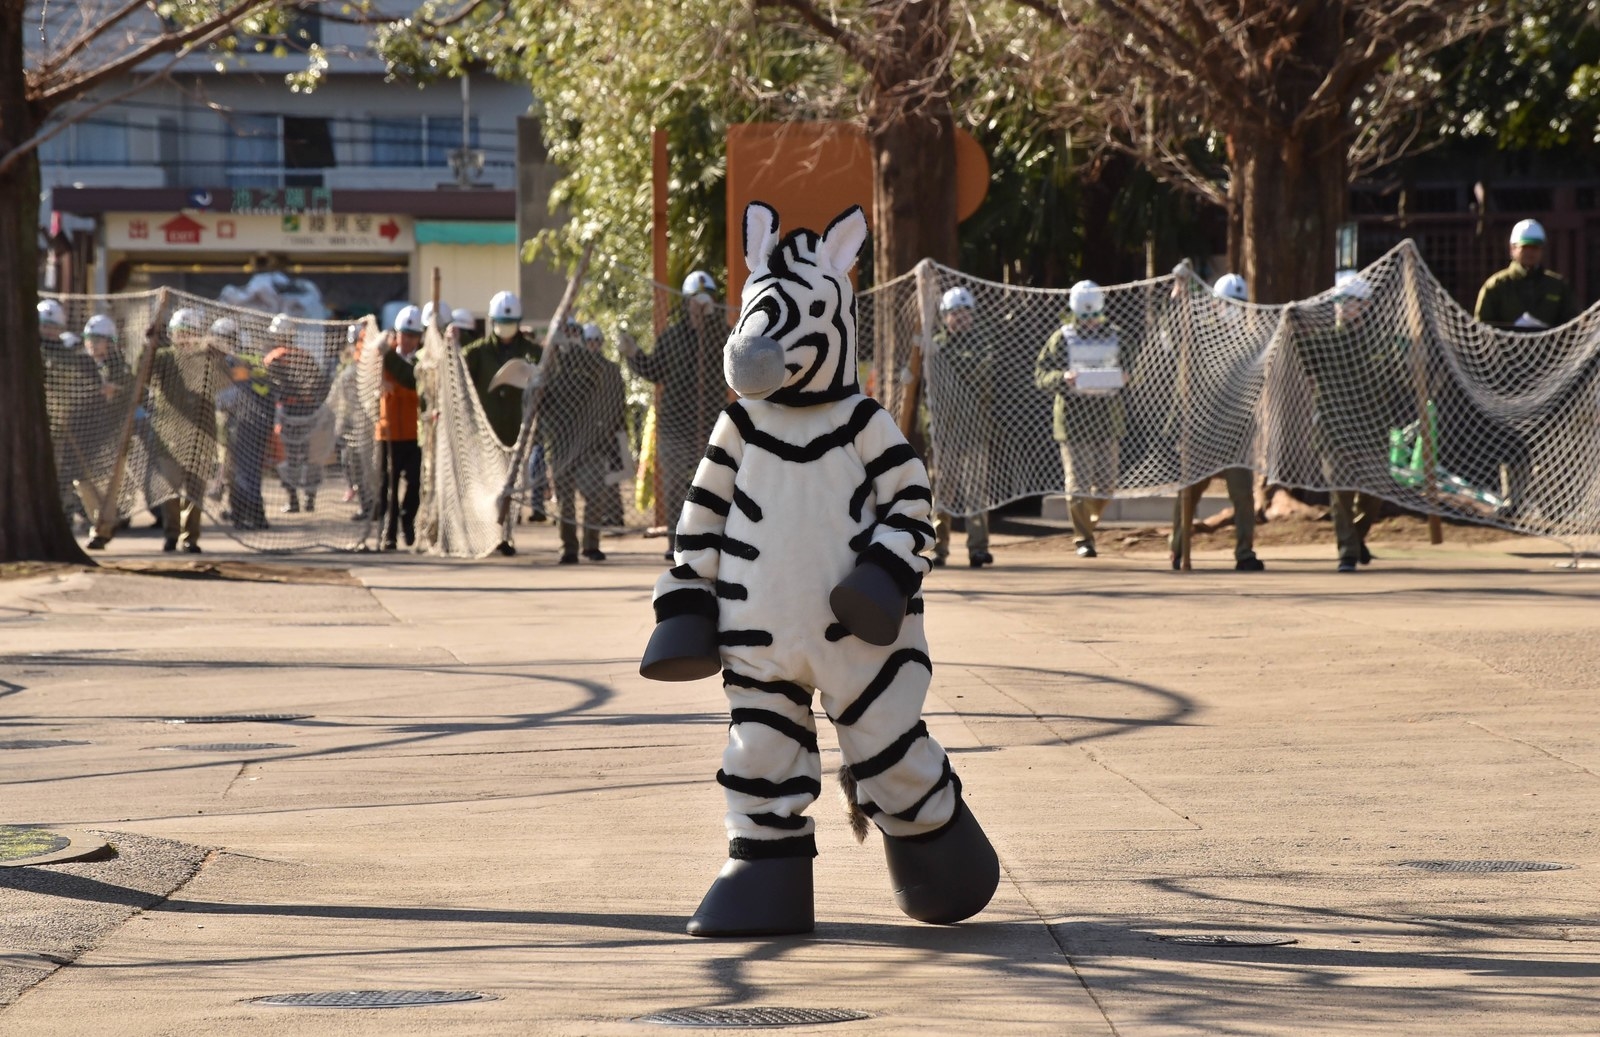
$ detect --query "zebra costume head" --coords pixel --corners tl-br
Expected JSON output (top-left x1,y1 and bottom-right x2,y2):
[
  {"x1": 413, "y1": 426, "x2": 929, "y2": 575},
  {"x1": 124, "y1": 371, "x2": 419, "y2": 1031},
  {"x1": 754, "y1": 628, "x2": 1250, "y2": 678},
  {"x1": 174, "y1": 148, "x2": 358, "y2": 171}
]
[{"x1": 724, "y1": 201, "x2": 867, "y2": 406}]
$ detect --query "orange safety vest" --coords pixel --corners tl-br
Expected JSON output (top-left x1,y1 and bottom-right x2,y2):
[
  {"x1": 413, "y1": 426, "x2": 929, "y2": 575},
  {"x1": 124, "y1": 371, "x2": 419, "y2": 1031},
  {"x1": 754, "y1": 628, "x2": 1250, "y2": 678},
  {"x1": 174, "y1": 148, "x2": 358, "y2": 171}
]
[{"x1": 376, "y1": 364, "x2": 419, "y2": 441}]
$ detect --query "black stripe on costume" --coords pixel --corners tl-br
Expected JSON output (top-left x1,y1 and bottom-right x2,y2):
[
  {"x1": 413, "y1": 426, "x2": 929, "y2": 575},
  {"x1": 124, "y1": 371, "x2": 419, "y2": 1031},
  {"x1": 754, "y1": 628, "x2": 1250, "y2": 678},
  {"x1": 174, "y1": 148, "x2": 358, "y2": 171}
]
[
  {"x1": 715, "y1": 580, "x2": 748, "y2": 600},
  {"x1": 717, "y1": 768, "x2": 822, "y2": 800},
  {"x1": 747, "y1": 811, "x2": 809, "y2": 831},
  {"x1": 729, "y1": 834, "x2": 817, "y2": 860},
  {"x1": 889, "y1": 761, "x2": 959, "y2": 823},
  {"x1": 849, "y1": 720, "x2": 929, "y2": 781},
  {"x1": 669, "y1": 563, "x2": 698, "y2": 580},
  {"x1": 685, "y1": 486, "x2": 732, "y2": 516},
  {"x1": 882, "y1": 513, "x2": 934, "y2": 550},
  {"x1": 825, "y1": 622, "x2": 850, "y2": 642},
  {"x1": 723, "y1": 669, "x2": 812, "y2": 707},
  {"x1": 705, "y1": 444, "x2": 738, "y2": 470},
  {"x1": 733, "y1": 487, "x2": 764, "y2": 522},
  {"x1": 886, "y1": 485, "x2": 933, "y2": 508},
  {"x1": 906, "y1": 596, "x2": 925, "y2": 616},
  {"x1": 835, "y1": 648, "x2": 932, "y2": 726},
  {"x1": 731, "y1": 708, "x2": 820, "y2": 753},
  {"x1": 726, "y1": 398, "x2": 880, "y2": 463},
  {"x1": 653, "y1": 587, "x2": 718, "y2": 622},
  {"x1": 849, "y1": 443, "x2": 919, "y2": 521},
  {"x1": 677, "y1": 532, "x2": 760, "y2": 560},
  {"x1": 718, "y1": 629, "x2": 774, "y2": 647},
  {"x1": 864, "y1": 542, "x2": 923, "y2": 597},
  {"x1": 849, "y1": 526, "x2": 874, "y2": 553}
]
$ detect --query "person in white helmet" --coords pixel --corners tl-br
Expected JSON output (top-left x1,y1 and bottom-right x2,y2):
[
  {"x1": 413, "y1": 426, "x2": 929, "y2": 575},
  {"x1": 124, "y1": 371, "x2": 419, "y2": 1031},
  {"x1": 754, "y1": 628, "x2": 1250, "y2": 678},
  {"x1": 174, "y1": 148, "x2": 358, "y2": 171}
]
[
  {"x1": 617, "y1": 269, "x2": 725, "y2": 558},
  {"x1": 147, "y1": 307, "x2": 230, "y2": 552},
  {"x1": 543, "y1": 318, "x2": 627, "y2": 562},
  {"x1": 448, "y1": 307, "x2": 476, "y2": 344},
  {"x1": 1034, "y1": 279, "x2": 1131, "y2": 558},
  {"x1": 1474, "y1": 219, "x2": 1578, "y2": 331},
  {"x1": 263, "y1": 312, "x2": 330, "y2": 514},
  {"x1": 923, "y1": 285, "x2": 996, "y2": 568},
  {"x1": 1166, "y1": 273, "x2": 1265, "y2": 572},
  {"x1": 462, "y1": 290, "x2": 544, "y2": 550},
  {"x1": 373, "y1": 305, "x2": 425, "y2": 550},
  {"x1": 38, "y1": 302, "x2": 100, "y2": 531}
]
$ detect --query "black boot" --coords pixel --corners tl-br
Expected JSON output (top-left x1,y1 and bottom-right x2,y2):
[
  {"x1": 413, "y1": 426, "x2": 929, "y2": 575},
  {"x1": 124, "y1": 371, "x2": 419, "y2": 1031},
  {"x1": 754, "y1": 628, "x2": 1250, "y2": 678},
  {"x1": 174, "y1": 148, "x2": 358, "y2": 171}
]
[
  {"x1": 687, "y1": 855, "x2": 814, "y2": 937},
  {"x1": 882, "y1": 799, "x2": 999, "y2": 924}
]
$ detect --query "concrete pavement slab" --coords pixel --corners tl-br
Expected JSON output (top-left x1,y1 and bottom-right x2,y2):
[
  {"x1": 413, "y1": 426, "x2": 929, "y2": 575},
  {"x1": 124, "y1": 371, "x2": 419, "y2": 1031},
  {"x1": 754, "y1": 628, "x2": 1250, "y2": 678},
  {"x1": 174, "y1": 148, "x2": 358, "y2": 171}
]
[{"x1": 2, "y1": 524, "x2": 1597, "y2": 1034}]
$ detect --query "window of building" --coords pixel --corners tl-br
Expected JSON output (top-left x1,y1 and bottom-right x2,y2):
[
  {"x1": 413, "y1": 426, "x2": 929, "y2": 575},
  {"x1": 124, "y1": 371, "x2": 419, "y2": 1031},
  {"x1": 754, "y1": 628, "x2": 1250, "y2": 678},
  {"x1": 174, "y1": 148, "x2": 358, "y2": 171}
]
[
  {"x1": 372, "y1": 117, "x2": 423, "y2": 167},
  {"x1": 426, "y1": 116, "x2": 480, "y2": 168},
  {"x1": 283, "y1": 116, "x2": 334, "y2": 186},
  {"x1": 226, "y1": 113, "x2": 279, "y2": 187},
  {"x1": 36, "y1": 116, "x2": 129, "y2": 166}
]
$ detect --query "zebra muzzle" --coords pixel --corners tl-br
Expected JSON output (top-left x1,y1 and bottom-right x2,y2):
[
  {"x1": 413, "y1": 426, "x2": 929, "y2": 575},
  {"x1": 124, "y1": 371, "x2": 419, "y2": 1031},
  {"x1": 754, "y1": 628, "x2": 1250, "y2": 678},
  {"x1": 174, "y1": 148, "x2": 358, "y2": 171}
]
[{"x1": 724, "y1": 334, "x2": 788, "y2": 400}]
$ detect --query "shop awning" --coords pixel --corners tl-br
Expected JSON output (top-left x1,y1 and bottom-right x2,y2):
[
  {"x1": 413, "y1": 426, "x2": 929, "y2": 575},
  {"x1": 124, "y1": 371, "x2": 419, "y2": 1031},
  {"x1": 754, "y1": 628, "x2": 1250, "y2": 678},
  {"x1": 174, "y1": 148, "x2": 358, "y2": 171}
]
[{"x1": 415, "y1": 220, "x2": 518, "y2": 246}]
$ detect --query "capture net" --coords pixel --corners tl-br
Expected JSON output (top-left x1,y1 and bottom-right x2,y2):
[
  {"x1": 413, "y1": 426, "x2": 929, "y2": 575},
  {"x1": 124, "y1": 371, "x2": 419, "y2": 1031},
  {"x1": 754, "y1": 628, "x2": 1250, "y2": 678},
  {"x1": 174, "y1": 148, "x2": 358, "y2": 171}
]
[
  {"x1": 36, "y1": 239, "x2": 1600, "y2": 557},
  {"x1": 40, "y1": 289, "x2": 379, "y2": 552},
  {"x1": 899, "y1": 240, "x2": 1600, "y2": 552}
]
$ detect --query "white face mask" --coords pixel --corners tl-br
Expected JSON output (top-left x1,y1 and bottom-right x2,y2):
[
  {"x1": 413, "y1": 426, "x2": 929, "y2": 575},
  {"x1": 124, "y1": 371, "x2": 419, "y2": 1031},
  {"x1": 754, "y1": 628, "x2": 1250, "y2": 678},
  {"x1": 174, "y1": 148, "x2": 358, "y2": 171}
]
[{"x1": 493, "y1": 320, "x2": 518, "y2": 340}]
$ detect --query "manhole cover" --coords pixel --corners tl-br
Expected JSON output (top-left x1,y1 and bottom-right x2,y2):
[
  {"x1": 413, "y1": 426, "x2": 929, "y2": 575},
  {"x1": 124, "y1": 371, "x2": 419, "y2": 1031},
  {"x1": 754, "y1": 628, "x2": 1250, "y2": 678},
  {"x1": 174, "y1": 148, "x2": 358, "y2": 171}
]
[
  {"x1": 149, "y1": 743, "x2": 296, "y2": 752},
  {"x1": 0, "y1": 825, "x2": 113, "y2": 867},
  {"x1": 0, "y1": 740, "x2": 89, "y2": 750},
  {"x1": 1400, "y1": 860, "x2": 1568, "y2": 873},
  {"x1": 251, "y1": 990, "x2": 497, "y2": 1008},
  {"x1": 637, "y1": 1007, "x2": 870, "y2": 1027},
  {"x1": 162, "y1": 714, "x2": 310, "y2": 725},
  {"x1": 1151, "y1": 933, "x2": 1298, "y2": 947}
]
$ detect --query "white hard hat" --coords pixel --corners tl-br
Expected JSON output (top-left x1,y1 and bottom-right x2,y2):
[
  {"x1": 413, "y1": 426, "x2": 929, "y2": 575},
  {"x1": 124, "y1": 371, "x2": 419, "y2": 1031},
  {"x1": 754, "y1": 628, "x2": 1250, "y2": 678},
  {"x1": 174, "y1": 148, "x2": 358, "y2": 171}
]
[
  {"x1": 489, "y1": 290, "x2": 522, "y2": 322},
  {"x1": 940, "y1": 286, "x2": 975, "y2": 313},
  {"x1": 1334, "y1": 270, "x2": 1372, "y2": 302},
  {"x1": 84, "y1": 313, "x2": 119, "y2": 341},
  {"x1": 421, "y1": 300, "x2": 448, "y2": 328},
  {"x1": 169, "y1": 307, "x2": 205, "y2": 336},
  {"x1": 209, "y1": 316, "x2": 239, "y2": 340},
  {"x1": 393, "y1": 305, "x2": 424, "y2": 334},
  {"x1": 1510, "y1": 219, "x2": 1546, "y2": 246},
  {"x1": 682, "y1": 270, "x2": 717, "y2": 297},
  {"x1": 267, "y1": 312, "x2": 295, "y2": 337},
  {"x1": 1211, "y1": 273, "x2": 1248, "y2": 303},
  {"x1": 37, "y1": 299, "x2": 66, "y2": 328},
  {"x1": 450, "y1": 307, "x2": 475, "y2": 330},
  {"x1": 1069, "y1": 280, "x2": 1106, "y2": 318},
  {"x1": 581, "y1": 321, "x2": 603, "y2": 342}
]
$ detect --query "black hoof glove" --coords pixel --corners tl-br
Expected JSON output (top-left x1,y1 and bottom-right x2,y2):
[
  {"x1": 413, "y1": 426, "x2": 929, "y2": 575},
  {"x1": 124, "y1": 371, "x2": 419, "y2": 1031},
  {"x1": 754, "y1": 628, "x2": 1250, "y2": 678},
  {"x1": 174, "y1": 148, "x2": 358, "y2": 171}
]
[
  {"x1": 883, "y1": 799, "x2": 1000, "y2": 925},
  {"x1": 687, "y1": 856, "x2": 815, "y2": 937},
  {"x1": 639, "y1": 613, "x2": 721, "y2": 682},
  {"x1": 829, "y1": 562, "x2": 907, "y2": 646}
]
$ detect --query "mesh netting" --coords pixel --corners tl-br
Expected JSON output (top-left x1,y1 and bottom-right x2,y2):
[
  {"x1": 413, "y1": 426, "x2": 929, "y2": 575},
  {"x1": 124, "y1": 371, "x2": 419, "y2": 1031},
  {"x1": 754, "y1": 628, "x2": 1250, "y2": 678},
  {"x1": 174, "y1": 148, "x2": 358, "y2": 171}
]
[{"x1": 37, "y1": 240, "x2": 1600, "y2": 557}]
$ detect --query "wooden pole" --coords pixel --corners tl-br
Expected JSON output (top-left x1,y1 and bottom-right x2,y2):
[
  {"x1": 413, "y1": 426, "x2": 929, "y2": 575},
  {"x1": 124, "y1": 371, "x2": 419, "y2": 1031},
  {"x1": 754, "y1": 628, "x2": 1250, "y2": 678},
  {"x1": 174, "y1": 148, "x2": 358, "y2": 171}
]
[
  {"x1": 1403, "y1": 245, "x2": 1444, "y2": 545},
  {"x1": 89, "y1": 288, "x2": 168, "y2": 547},
  {"x1": 899, "y1": 260, "x2": 933, "y2": 438},
  {"x1": 1174, "y1": 266, "x2": 1196, "y2": 571}
]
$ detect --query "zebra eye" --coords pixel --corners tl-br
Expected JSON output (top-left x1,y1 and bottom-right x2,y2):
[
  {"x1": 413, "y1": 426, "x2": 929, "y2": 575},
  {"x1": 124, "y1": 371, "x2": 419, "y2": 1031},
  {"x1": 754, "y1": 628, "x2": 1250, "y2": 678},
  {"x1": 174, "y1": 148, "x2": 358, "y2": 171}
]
[{"x1": 809, "y1": 300, "x2": 826, "y2": 318}]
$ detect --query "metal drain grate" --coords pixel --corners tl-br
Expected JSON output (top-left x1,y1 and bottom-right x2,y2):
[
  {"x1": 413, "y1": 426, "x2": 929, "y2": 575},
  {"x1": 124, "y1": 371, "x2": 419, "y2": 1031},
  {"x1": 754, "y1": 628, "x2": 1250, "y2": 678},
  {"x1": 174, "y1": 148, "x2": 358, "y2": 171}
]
[
  {"x1": 0, "y1": 826, "x2": 112, "y2": 868},
  {"x1": 162, "y1": 714, "x2": 310, "y2": 725},
  {"x1": 150, "y1": 743, "x2": 296, "y2": 752},
  {"x1": 1401, "y1": 860, "x2": 1568, "y2": 873},
  {"x1": 637, "y1": 1007, "x2": 869, "y2": 1027},
  {"x1": 1152, "y1": 934, "x2": 1298, "y2": 947},
  {"x1": 0, "y1": 740, "x2": 89, "y2": 750},
  {"x1": 251, "y1": 990, "x2": 496, "y2": 1008}
]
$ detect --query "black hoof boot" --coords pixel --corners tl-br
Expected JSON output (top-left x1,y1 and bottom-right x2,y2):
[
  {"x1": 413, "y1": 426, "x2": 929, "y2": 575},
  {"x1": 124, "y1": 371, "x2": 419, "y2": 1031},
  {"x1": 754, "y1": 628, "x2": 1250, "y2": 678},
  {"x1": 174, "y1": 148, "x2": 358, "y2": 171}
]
[
  {"x1": 882, "y1": 800, "x2": 999, "y2": 924},
  {"x1": 686, "y1": 856, "x2": 814, "y2": 937}
]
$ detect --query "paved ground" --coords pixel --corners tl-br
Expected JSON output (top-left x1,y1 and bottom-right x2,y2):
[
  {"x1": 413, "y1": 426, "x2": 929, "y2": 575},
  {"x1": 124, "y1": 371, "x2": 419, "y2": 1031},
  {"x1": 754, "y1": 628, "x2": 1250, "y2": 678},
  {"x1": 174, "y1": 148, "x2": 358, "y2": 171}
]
[{"x1": 1, "y1": 522, "x2": 1597, "y2": 1035}]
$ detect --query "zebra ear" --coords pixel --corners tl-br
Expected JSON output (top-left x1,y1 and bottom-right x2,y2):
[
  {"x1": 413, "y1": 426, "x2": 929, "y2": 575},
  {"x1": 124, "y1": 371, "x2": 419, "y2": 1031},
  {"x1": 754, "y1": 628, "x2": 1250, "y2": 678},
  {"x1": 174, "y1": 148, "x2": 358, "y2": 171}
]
[
  {"x1": 817, "y1": 205, "x2": 868, "y2": 274},
  {"x1": 743, "y1": 201, "x2": 781, "y2": 274}
]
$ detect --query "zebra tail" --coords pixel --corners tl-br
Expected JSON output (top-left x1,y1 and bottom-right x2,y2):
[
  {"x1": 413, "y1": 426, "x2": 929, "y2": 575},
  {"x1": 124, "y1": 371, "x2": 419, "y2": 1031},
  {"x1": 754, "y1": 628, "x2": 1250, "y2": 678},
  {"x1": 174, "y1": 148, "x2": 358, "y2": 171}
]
[{"x1": 837, "y1": 766, "x2": 870, "y2": 844}]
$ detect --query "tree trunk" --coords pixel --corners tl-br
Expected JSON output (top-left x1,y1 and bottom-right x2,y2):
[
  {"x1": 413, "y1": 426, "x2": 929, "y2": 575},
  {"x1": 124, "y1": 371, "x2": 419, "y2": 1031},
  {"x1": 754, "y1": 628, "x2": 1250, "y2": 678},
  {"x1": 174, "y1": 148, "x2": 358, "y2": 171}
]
[
  {"x1": 0, "y1": 1, "x2": 90, "y2": 564},
  {"x1": 866, "y1": 0, "x2": 958, "y2": 282},
  {"x1": 1237, "y1": 123, "x2": 1347, "y2": 305}
]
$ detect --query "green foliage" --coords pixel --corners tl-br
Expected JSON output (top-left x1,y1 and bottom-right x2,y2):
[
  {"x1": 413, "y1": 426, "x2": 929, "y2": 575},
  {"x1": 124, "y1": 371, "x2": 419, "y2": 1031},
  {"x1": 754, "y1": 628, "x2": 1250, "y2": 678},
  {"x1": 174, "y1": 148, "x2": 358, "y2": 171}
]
[{"x1": 1432, "y1": 0, "x2": 1600, "y2": 150}]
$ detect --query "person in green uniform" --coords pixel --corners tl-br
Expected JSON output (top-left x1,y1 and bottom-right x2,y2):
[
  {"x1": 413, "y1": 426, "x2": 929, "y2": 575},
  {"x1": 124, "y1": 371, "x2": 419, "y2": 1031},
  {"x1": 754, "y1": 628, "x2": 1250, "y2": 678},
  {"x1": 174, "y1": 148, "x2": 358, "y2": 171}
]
[
  {"x1": 1473, "y1": 219, "x2": 1582, "y2": 517},
  {"x1": 1034, "y1": 280, "x2": 1131, "y2": 558},
  {"x1": 462, "y1": 290, "x2": 544, "y2": 553},
  {"x1": 924, "y1": 285, "x2": 997, "y2": 568}
]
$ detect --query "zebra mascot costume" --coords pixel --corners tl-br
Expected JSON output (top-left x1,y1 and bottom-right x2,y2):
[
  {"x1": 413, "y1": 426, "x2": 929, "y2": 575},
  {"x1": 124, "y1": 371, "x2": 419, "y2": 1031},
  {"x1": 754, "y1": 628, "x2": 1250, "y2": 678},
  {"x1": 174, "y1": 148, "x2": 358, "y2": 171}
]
[{"x1": 640, "y1": 201, "x2": 1000, "y2": 937}]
